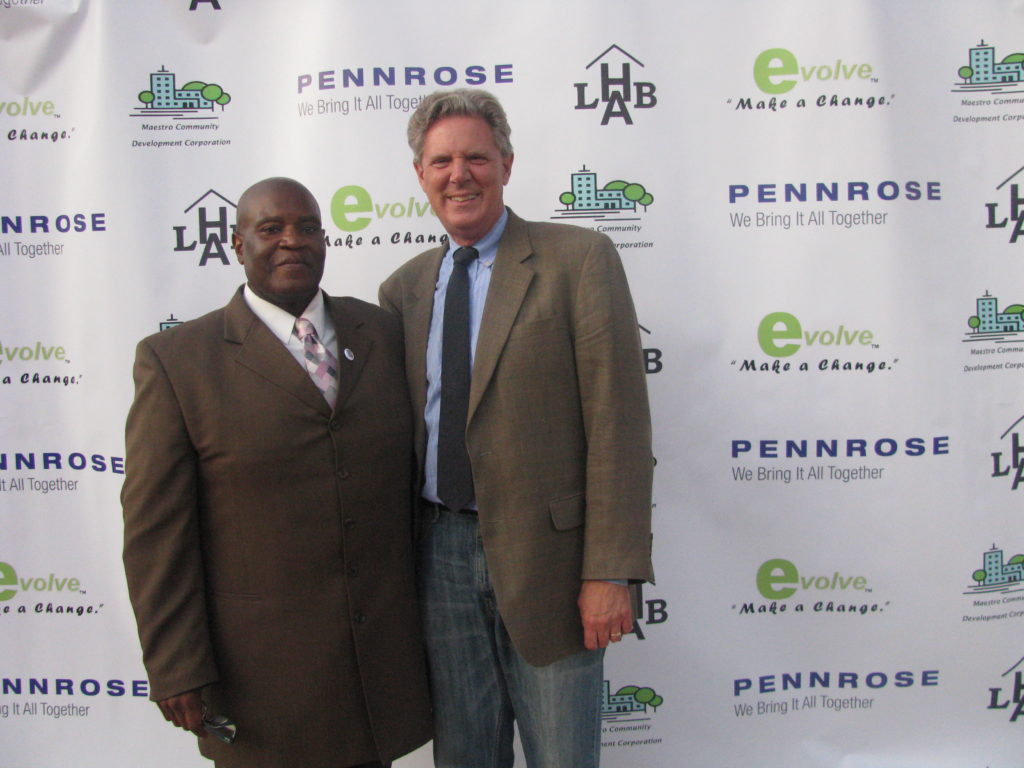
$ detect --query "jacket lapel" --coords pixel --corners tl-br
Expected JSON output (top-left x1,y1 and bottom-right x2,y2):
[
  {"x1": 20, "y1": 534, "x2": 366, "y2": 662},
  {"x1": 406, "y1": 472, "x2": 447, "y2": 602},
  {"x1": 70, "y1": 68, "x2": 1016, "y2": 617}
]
[
  {"x1": 468, "y1": 212, "x2": 534, "y2": 422},
  {"x1": 404, "y1": 247, "x2": 445, "y2": 423},
  {"x1": 326, "y1": 297, "x2": 372, "y2": 412},
  {"x1": 223, "y1": 288, "x2": 331, "y2": 417}
]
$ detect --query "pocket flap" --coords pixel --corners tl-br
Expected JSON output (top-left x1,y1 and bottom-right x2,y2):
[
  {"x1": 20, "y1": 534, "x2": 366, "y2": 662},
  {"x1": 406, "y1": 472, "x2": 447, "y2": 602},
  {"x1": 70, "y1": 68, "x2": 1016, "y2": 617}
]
[{"x1": 549, "y1": 493, "x2": 584, "y2": 530}]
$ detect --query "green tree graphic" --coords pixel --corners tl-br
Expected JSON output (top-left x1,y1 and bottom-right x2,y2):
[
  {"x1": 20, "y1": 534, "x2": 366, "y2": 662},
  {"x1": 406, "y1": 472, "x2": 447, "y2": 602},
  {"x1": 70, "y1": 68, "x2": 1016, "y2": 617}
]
[{"x1": 615, "y1": 685, "x2": 664, "y2": 711}]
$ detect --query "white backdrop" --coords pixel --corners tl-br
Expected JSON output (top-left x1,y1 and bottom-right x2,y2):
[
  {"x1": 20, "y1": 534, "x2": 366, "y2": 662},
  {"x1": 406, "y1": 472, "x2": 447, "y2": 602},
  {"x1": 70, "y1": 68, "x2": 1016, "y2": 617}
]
[{"x1": 2, "y1": 1, "x2": 1023, "y2": 766}]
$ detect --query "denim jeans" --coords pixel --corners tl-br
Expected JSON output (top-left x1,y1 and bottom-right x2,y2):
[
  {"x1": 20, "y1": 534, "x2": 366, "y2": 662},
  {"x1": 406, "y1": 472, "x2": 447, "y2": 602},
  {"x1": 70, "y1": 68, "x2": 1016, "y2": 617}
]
[{"x1": 418, "y1": 506, "x2": 604, "y2": 768}]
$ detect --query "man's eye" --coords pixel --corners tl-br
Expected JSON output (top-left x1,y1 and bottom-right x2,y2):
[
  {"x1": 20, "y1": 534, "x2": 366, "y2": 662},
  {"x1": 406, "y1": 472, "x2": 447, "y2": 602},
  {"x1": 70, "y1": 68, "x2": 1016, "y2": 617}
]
[{"x1": 260, "y1": 226, "x2": 281, "y2": 234}]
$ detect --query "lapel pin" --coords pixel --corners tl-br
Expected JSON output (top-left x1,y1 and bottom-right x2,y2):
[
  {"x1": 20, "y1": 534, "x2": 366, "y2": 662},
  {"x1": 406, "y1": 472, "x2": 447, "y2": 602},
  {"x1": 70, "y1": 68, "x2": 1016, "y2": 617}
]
[{"x1": 343, "y1": 348, "x2": 355, "y2": 361}]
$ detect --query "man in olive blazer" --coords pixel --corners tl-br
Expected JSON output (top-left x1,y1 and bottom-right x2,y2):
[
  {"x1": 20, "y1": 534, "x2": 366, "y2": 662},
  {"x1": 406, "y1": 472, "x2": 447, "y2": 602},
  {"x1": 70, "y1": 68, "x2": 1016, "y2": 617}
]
[
  {"x1": 378, "y1": 90, "x2": 653, "y2": 767},
  {"x1": 122, "y1": 178, "x2": 431, "y2": 768},
  {"x1": 380, "y1": 209, "x2": 654, "y2": 663}
]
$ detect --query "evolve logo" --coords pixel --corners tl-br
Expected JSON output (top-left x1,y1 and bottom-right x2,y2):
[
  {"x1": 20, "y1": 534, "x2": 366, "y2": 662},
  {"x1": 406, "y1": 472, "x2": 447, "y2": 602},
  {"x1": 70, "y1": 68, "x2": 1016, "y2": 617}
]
[
  {"x1": 990, "y1": 413, "x2": 1024, "y2": 490},
  {"x1": 758, "y1": 312, "x2": 876, "y2": 357},
  {"x1": 0, "y1": 560, "x2": 103, "y2": 617},
  {"x1": 1, "y1": 95, "x2": 73, "y2": 144},
  {"x1": 0, "y1": 339, "x2": 79, "y2": 387},
  {"x1": 172, "y1": 189, "x2": 236, "y2": 266},
  {"x1": 329, "y1": 184, "x2": 446, "y2": 250},
  {"x1": 985, "y1": 166, "x2": 1024, "y2": 244},
  {"x1": 0, "y1": 97, "x2": 58, "y2": 118},
  {"x1": 735, "y1": 558, "x2": 885, "y2": 617},
  {"x1": 954, "y1": 40, "x2": 1024, "y2": 95},
  {"x1": 553, "y1": 165, "x2": 652, "y2": 223},
  {"x1": 188, "y1": 0, "x2": 221, "y2": 8},
  {"x1": 574, "y1": 45, "x2": 657, "y2": 126},
  {"x1": 0, "y1": 340, "x2": 68, "y2": 366},
  {"x1": 986, "y1": 656, "x2": 1024, "y2": 722},
  {"x1": 0, "y1": 561, "x2": 83, "y2": 602},
  {"x1": 734, "y1": 311, "x2": 893, "y2": 376},
  {"x1": 732, "y1": 47, "x2": 890, "y2": 113}
]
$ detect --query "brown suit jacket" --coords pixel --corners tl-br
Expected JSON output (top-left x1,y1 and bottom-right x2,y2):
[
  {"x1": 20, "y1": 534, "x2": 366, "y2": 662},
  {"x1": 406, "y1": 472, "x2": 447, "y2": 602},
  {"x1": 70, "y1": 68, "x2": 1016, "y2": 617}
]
[
  {"x1": 121, "y1": 287, "x2": 431, "y2": 768},
  {"x1": 379, "y1": 210, "x2": 654, "y2": 666}
]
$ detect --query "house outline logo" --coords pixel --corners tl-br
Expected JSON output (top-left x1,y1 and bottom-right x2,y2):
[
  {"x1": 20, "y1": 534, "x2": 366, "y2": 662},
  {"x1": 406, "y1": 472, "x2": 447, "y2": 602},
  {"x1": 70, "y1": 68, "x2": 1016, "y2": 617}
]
[
  {"x1": 172, "y1": 189, "x2": 238, "y2": 266},
  {"x1": 573, "y1": 44, "x2": 657, "y2": 126}
]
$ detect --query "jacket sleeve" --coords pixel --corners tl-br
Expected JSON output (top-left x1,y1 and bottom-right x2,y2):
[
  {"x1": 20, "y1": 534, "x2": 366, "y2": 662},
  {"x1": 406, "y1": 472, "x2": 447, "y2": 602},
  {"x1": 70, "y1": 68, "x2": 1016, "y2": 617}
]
[
  {"x1": 121, "y1": 338, "x2": 219, "y2": 701},
  {"x1": 573, "y1": 235, "x2": 655, "y2": 583}
]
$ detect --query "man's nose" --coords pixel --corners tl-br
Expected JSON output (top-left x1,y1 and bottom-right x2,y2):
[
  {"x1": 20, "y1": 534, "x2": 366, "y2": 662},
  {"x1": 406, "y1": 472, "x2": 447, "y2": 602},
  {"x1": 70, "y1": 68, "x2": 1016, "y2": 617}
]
[
  {"x1": 450, "y1": 158, "x2": 471, "y2": 182},
  {"x1": 279, "y1": 225, "x2": 304, "y2": 246}
]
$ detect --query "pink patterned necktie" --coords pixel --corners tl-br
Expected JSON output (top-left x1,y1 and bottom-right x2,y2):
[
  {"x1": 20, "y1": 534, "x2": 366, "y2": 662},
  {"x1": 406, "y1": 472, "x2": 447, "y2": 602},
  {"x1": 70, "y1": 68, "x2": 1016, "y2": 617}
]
[{"x1": 294, "y1": 317, "x2": 339, "y2": 408}]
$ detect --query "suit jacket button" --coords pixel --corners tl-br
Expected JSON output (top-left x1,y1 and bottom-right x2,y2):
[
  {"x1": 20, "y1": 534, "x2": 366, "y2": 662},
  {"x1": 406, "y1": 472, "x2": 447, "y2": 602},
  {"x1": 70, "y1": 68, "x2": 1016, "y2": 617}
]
[
  {"x1": 348, "y1": 565, "x2": 359, "y2": 577},
  {"x1": 337, "y1": 467, "x2": 350, "y2": 479},
  {"x1": 344, "y1": 518, "x2": 355, "y2": 528},
  {"x1": 329, "y1": 418, "x2": 341, "y2": 431},
  {"x1": 354, "y1": 612, "x2": 367, "y2": 624}
]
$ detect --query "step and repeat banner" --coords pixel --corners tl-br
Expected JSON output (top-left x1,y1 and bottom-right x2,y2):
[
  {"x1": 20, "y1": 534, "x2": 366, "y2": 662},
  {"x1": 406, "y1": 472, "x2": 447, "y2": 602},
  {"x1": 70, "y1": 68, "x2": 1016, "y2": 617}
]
[{"x1": 2, "y1": 1, "x2": 1022, "y2": 766}]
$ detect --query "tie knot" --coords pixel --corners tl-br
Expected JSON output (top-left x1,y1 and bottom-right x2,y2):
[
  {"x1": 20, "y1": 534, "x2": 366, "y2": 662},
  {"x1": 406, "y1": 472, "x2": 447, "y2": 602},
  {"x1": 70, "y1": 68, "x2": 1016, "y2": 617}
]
[
  {"x1": 453, "y1": 246, "x2": 479, "y2": 267},
  {"x1": 294, "y1": 317, "x2": 317, "y2": 341}
]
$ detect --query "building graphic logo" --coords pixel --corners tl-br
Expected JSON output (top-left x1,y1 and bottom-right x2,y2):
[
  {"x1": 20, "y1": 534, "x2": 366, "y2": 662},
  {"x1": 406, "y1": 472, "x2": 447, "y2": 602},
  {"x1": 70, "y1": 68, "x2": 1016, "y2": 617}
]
[
  {"x1": 602, "y1": 680, "x2": 663, "y2": 720},
  {"x1": 172, "y1": 189, "x2": 237, "y2": 267},
  {"x1": 991, "y1": 413, "x2": 1024, "y2": 491},
  {"x1": 984, "y1": 166, "x2": 1024, "y2": 244},
  {"x1": 553, "y1": 166, "x2": 653, "y2": 222},
  {"x1": 955, "y1": 40, "x2": 1024, "y2": 93},
  {"x1": 966, "y1": 544, "x2": 1024, "y2": 594},
  {"x1": 573, "y1": 45, "x2": 657, "y2": 126},
  {"x1": 132, "y1": 66, "x2": 232, "y2": 120},
  {"x1": 965, "y1": 291, "x2": 1024, "y2": 341},
  {"x1": 986, "y1": 656, "x2": 1024, "y2": 722}
]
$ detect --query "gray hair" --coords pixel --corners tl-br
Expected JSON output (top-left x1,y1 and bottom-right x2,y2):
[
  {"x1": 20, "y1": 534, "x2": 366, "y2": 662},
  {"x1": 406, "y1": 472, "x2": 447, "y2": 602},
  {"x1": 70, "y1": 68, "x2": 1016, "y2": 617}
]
[{"x1": 408, "y1": 88, "x2": 513, "y2": 163}]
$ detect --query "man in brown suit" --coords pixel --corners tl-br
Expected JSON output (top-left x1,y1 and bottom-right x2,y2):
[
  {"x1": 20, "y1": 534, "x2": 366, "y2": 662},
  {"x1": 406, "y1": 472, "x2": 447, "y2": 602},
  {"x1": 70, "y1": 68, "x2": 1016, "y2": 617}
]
[
  {"x1": 122, "y1": 177, "x2": 431, "y2": 768},
  {"x1": 379, "y1": 90, "x2": 653, "y2": 767}
]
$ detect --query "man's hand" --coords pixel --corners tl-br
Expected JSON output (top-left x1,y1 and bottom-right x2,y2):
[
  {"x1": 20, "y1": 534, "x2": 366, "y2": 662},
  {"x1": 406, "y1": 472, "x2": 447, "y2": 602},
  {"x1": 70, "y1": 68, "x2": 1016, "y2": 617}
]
[
  {"x1": 157, "y1": 689, "x2": 206, "y2": 737},
  {"x1": 578, "y1": 580, "x2": 633, "y2": 651}
]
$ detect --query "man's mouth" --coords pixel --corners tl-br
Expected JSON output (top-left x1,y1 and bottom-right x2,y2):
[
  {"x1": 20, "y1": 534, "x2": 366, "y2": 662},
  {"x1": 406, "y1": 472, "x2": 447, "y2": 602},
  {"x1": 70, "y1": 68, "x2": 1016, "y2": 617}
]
[{"x1": 448, "y1": 193, "x2": 479, "y2": 203}]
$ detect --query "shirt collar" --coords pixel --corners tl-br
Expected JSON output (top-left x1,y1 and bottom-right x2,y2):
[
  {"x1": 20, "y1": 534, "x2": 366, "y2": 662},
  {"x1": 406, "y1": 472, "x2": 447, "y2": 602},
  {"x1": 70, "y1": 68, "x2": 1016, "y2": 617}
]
[
  {"x1": 243, "y1": 286, "x2": 328, "y2": 346},
  {"x1": 444, "y1": 207, "x2": 508, "y2": 267}
]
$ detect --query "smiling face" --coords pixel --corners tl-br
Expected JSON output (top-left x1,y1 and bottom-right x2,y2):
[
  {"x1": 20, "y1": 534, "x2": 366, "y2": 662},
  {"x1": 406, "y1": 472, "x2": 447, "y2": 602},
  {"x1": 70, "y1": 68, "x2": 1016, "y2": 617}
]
[
  {"x1": 231, "y1": 178, "x2": 326, "y2": 316},
  {"x1": 414, "y1": 115, "x2": 513, "y2": 246}
]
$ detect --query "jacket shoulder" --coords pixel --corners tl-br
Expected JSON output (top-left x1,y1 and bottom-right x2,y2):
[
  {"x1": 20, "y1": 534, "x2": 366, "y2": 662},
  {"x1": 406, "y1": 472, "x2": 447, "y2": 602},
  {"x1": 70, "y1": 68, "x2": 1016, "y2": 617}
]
[
  {"x1": 135, "y1": 305, "x2": 227, "y2": 356},
  {"x1": 381, "y1": 245, "x2": 444, "y2": 287}
]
